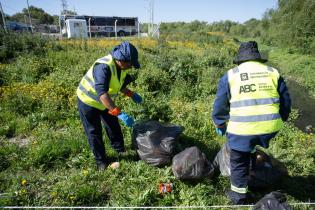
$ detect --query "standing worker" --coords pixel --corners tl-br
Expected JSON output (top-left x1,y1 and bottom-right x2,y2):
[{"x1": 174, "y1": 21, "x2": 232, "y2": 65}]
[
  {"x1": 212, "y1": 41, "x2": 291, "y2": 204},
  {"x1": 77, "y1": 41, "x2": 143, "y2": 170}
]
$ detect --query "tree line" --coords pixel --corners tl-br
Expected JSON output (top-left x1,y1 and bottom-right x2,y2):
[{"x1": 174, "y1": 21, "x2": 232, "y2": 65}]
[
  {"x1": 0, "y1": 6, "x2": 76, "y2": 26},
  {"x1": 1, "y1": 0, "x2": 314, "y2": 54},
  {"x1": 161, "y1": 0, "x2": 315, "y2": 55}
]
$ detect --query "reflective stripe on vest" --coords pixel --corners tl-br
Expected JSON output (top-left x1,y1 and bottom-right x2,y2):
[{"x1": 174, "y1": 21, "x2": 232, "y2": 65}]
[
  {"x1": 231, "y1": 184, "x2": 248, "y2": 194},
  {"x1": 227, "y1": 61, "x2": 283, "y2": 135},
  {"x1": 230, "y1": 97, "x2": 280, "y2": 108},
  {"x1": 77, "y1": 54, "x2": 127, "y2": 110},
  {"x1": 230, "y1": 113, "x2": 281, "y2": 122},
  {"x1": 78, "y1": 84, "x2": 100, "y2": 102}
]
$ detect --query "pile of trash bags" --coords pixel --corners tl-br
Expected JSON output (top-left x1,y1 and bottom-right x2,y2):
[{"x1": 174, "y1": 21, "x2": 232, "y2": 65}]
[
  {"x1": 132, "y1": 120, "x2": 214, "y2": 180},
  {"x1": 213, "y1": 143, "x2": 288, "y2": 188},
  {"x1": 132, "y1": 121, "x2": 291, "y2": 208},
  {"x1": 132, "y1": 121, "x2": 286, "y2": 184}
]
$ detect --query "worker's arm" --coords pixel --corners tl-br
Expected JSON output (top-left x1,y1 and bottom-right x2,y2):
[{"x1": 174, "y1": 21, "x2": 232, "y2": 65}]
[
  {"x1": 94, "y1": 63, "x2": 134, "y2": 126},
  {"x1": 278, "y1": 76, "x2": 291, "y2": 121},
  {"x1": 120, "y1": 74, "x2": 141, "y2": 101},
  {"x1": 93, "y1": 63, "x2": 117, "y2": 110},
  {"x1": 120, "y1": 87, "x2": 132, "y2": 95},
  {"x1": 121, "y1": 87, "x2": 143, "y2": 104},
  {"x1": 99, "y1": 92, "x2": 116, "y2": 111},
  {"x1": 120, "y1": 74, "x2": 134, "y2": 90},
  {"x1": 212, "y1": 73, "x2": 231, "y2": 126}
]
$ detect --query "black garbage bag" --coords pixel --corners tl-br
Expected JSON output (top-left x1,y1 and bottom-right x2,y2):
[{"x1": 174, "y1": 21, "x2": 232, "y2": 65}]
[
  {"x1": 248, "y1": 149, "x2": 288, "y2": 188},
  {"x1": 213, "y1": 142, "x2": 230, "y2": 176},
  {"x1": 252, "y1": 191, "x2": 292, "y2": 210},
  {"x1": 132, "y1": 120, "x2": 183, "y2": 167},
  {"x1": 172, "y1": 146, "x2": 214, "y2": 180},
  {"x1": 213, "y1": 143, "x2": 287, "y2": 188}
]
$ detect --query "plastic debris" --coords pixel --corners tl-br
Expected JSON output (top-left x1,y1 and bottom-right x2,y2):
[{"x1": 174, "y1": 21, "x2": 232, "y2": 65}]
[{"x1": 158, "y1": 183, "x2": 173, "y2": 194}]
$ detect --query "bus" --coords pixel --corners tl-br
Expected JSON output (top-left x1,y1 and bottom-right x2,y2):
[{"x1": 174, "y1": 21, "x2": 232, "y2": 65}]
[{"x1": 60, "y1": 15, "x2": 139, "y2": 37}]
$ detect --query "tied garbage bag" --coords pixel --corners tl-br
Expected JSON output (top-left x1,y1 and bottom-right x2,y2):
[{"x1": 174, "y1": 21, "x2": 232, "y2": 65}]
[
  {"x1": 213, "y1": 143, "x2": 287, "y2": 188},
  {"x1": 252, "y1": 191, "x2": 292, "y2": 210},
  {"x1": 132, "y1": 120, "x2": 183, "y2": 166},
  {"x1": 172, "y1": 146, "x2": 214, "y2": 180}
]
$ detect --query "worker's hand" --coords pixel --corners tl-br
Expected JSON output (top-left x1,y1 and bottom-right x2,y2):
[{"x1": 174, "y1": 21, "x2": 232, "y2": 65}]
[
  {"x1": 117, "y1": 112, "x2": 134, "y2": 127},
  {"x1": 215, "y1": 124, "x2": 226, "y2": 136},
  {"x1": 132, "y1": 93, "x2": 142, "y2": 104}
]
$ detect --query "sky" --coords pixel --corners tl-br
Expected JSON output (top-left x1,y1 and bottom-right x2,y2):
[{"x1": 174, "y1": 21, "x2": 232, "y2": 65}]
[{"x1": 2, "y1": 0, "x2": 278, "y2": 23}]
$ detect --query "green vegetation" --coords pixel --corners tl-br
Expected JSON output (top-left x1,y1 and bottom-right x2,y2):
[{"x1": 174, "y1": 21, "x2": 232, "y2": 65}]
[
  {"x1": 269, "y1": 48, "x2": 315, "y2": 97},
  {"x1": 0, "y1": 28, "x2": 314, "y2": 208},
  {"x1": 0, "y1": 1, "x2": 314, "y2": 207},
  {"x1": 161, "y1": 0, "x2": 315, "y2": 55}
]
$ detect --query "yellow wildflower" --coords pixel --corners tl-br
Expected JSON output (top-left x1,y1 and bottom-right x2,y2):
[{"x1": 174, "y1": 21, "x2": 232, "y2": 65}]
[
  {"x1": 83, "y1": 170, "x2": 89, "y2": 176},
  {"x1": 21, "y1": 179, "x2": 27, "y2": 186}
]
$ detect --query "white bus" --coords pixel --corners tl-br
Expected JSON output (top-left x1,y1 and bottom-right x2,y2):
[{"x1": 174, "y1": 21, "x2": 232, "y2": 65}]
[{"x1": 60, "y1": 15, "x2": 139, "y2": 37}]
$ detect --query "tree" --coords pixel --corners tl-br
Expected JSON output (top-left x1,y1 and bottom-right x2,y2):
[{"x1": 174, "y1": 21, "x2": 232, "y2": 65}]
[
  {"x1": 267, "y1": 0, "x2": 315, "y2": 53},
  {"x1": 61, "y1": 10, "x2": 77, "y2": 16},
  {"x1": 11, "y1": 6, "x2": 54, "y2": 24}
]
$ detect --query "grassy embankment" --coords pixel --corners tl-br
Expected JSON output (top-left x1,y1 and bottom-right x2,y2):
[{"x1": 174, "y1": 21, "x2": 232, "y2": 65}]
[{"x1": 0, "y1": 31, "x2": 314, "y2": 208}]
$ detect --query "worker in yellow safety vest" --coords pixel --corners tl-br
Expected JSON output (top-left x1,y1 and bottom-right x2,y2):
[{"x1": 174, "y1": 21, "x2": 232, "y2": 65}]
[
  {"x1": 77, "y1": 41, "x2": 142, "y2": 170},
  {"x1": 212, "y1": 41, "x2": 291, "y2": 204}
]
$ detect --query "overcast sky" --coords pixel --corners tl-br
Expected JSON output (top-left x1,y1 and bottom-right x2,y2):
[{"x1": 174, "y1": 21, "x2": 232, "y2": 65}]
[{"x1": 2, "y1": 0, "x2": 278, "y2": 23}]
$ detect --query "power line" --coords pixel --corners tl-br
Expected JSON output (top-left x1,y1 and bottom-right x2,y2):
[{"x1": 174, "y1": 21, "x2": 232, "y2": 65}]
[
  {"x1": 0, "y1": 0, "x2": 7, "y2": 31},
  {"x1": 1, "y1": 4, "x2": 19, "y2": 13}
]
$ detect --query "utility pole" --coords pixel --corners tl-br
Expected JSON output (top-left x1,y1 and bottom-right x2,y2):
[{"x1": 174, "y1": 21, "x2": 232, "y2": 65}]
[
  {"x1": 151, "y1": 0, "x2": 154, "y2": 34},
  {"x1": 144, "y1": 0, "x2": 155, "y2": 36},
  {"x1": 24, "y1": 15, "x2": 27, "y2": 25},
  {"x1": 148, "y1": 0, "x2": 154, "y2": 36},
  {"x1": 0, "y1": 0, "x2": 7, "y2": 31},
  {"x1": 26, "y1": 0, "x2": 33, "y2": 32},
  {"x1": 61, "y1": 0, "x2": 68, "y2": 15}
]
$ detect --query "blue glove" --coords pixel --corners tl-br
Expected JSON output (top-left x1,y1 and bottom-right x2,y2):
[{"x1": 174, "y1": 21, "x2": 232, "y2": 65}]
[
  {"x1": 117, "y1": 112, "x2": 134, "y2": 127},
  {"x1": 132, "y1": 93, "x2": 142, "y2": 104},
  {"x1": 215, "y1": 125, "x2": 226, "y2": 136}
]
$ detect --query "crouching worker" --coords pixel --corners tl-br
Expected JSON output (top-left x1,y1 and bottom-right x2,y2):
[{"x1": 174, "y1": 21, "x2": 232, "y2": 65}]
[
  {"x1": 77, "y1": 41, "x2": 143, "y2": 170},
  {"x1": 212, "y1": 41, "x2": 291, "y2": 204}
]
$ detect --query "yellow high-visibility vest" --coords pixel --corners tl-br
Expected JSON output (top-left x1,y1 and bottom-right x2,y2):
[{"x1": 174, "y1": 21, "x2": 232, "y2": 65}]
[
  {"x1": 227, "y1": 61, "x2": 283, "y2": 135},
  {"x1": 77, "y1": 55, "x2": 127, "y2": 110}
]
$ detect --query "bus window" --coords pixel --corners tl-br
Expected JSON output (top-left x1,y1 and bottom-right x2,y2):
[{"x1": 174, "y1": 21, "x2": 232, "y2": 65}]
[
  {"x1": 116, "y1": 18, "x2": 126, "y2": 26},
  {"x1": 104, "y1": 18, "x2": 115, "y2": 26},
  {"x1": 126, "y1": 19, "x2": 136, "y2": 26},
  {"x1": 94, "y1": 18, "x2": 106, "y2": 26}
]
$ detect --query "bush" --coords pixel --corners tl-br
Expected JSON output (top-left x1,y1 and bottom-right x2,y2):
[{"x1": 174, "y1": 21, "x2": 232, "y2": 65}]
[{"x1": 0, "y1": 30, "x2": 50, "y2": 63}]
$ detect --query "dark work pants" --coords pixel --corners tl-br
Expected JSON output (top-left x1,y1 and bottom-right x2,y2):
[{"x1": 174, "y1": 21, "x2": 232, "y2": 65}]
[
  {"x1": 230, "y1": 149, "x2": 250, "y2": 191},
  {"x1": 229, "y1": 149, "x2": 256, "y2": 202},
  {"x1": 78, "y1": 99, "x2": 125, "y2": 166}
]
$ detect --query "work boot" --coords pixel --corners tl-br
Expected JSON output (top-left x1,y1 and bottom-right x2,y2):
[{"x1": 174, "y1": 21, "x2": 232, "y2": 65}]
[
  {"x1": 225, "y1": 190, "x2": 256, "y2": 205},
  {"x1": 225, "y1": 190, "x2": 247, "y2": 205},
  {"x1": 96, "y1": 163, "x2": 108, "y2": 171},
  {"x1": 118, "y1": 151, "x2": 128, "y2": 157}
]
